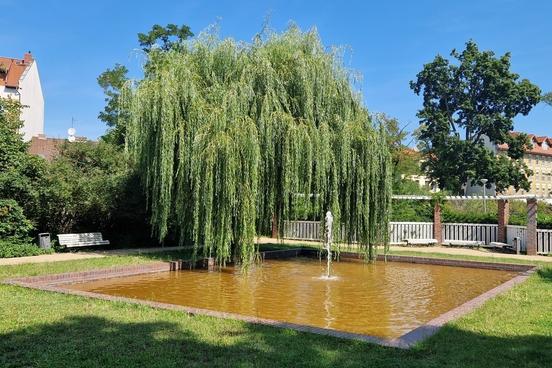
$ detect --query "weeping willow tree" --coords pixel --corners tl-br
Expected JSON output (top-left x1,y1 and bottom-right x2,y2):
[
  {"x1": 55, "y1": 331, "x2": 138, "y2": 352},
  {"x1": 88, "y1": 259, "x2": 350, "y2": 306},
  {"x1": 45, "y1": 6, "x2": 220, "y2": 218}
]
[{"x1": 125, "y1": 26, "x2": 392, "y2": 267}]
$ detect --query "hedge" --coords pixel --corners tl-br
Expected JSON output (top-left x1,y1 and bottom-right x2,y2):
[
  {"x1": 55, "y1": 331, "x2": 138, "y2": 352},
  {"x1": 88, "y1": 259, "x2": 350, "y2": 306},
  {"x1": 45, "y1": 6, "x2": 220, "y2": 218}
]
[{"x1": 0, "y1": 239, "x2": 53, "y2": 258}]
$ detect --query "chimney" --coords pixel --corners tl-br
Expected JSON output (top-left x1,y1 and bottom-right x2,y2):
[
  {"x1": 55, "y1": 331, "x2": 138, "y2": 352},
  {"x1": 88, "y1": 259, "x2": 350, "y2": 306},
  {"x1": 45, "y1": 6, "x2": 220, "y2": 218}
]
[{"x1": 23, "y1": 51, "x2": 33, "y2": 63}]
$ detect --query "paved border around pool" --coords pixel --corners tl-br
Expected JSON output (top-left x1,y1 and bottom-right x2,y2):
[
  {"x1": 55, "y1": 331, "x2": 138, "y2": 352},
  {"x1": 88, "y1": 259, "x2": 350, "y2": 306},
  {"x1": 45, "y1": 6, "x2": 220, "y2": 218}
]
[{"x1": 3, "y1": 248, "x2": 537, "y2": 349}]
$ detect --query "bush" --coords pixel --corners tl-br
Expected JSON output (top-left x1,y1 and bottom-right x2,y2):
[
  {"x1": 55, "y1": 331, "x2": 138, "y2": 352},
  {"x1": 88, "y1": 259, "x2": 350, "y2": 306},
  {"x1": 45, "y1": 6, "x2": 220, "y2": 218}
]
[
  {"x1": 0, "y1": 97, "x2": 45, "y2": 227},
  {"x1": 442, "y1": 210, "x2": 498, "y2": 224},
  {"x1": 391, "y1": 199, "x2": 433, "y2": 222},
  {"x1": 0, "y1": 238, "x2": 53, "y2": 258},
  {"x1": 0, "y1": 199, "x2": 33, "y2": 238},
  {"x1": 38, "y1": 141, "x2": 154, "y2": 246}
]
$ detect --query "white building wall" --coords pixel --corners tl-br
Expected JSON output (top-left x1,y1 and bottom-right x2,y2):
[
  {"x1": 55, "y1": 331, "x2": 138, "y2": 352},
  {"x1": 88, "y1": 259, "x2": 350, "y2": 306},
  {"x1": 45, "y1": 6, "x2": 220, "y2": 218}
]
[
  {"x1": 18, "y1": 61, "x2": 44, "y2": 141},
  {"x1": 0, "y1": 85, "x2": 19, "y2": 99},
  {"x1": 0, "y1": 61, "x2": 44, "y2": 141}
]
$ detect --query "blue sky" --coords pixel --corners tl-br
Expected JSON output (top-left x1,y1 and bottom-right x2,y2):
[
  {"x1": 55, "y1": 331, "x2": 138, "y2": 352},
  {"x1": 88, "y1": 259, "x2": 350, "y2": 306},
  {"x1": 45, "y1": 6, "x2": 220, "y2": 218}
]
[{"x1": 1, "y1": 0, "x2": 550, "y2": 140}]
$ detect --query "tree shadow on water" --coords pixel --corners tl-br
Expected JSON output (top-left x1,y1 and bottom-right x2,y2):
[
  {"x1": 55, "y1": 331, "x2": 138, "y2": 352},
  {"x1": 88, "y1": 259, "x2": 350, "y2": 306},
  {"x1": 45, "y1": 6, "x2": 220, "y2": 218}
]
[{"x1": 0, "y1": 315, "x2": 550, "y2": 368}]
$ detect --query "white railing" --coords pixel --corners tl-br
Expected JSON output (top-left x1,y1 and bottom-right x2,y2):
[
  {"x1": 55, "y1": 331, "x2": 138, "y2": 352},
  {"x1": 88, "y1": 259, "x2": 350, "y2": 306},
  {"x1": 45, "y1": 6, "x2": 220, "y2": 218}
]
[
  {"x1": 284, "y1": 221, "x2": 435, "y2": 243},
  {"x1": 283, "y1": 220, "x2": 321, "y2": 240},
  {"x1": 506, "y1": 225, "x2": 527, "y2": 252},
  {"x1": 389, "y1": 222, "x2": 434, "y2": 244},
  {"x1": 506, "y1": 225, "x2": 552, "y2": 254},
  {"x1": 443, "y1": 223, "x2": 497, "y2": 245},
  {"x1": 536, "y1": 228, "x2": 552, "y2": 254},
  {"x1": 283, "y1": 220, "x2": 552, "y2": 254}
]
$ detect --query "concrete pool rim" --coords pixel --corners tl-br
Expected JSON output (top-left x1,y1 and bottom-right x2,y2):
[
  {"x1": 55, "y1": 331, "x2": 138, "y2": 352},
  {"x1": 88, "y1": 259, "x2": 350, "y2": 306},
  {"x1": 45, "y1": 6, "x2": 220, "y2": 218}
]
[{"x1": 3, "y1": 249, "x2": 537, "y2": 349}]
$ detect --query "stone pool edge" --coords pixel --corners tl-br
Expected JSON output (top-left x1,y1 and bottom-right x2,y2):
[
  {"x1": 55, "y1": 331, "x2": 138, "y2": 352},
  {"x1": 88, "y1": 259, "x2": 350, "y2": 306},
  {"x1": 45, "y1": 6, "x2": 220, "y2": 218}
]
[{"x1": 3, "y1": 249, "x2": 537, "y2": 349}]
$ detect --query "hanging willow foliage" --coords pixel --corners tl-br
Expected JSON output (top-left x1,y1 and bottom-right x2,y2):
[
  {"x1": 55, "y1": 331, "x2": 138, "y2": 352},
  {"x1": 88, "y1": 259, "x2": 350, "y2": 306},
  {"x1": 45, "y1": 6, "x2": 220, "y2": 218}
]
[{"x1": 125, "y1": 26, "x2": 392, "y2": 267}]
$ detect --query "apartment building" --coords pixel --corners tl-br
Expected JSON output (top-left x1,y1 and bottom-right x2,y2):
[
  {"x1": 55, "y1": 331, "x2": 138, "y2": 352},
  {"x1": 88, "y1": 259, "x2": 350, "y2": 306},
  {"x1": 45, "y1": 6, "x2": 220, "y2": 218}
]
[
  {"x1": 0, "y1": 52, "x2": 44, "y2": 141},
  {"x1": 498, "y1": 133, "x2": 552, "y2": 196}
]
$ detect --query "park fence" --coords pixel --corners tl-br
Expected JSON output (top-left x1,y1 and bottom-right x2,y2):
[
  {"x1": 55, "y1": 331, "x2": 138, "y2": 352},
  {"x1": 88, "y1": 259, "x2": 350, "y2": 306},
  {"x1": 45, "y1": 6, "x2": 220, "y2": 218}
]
[
  {"x1": 442, "y1": 223, "x2": 498, "y2": 245},
  {"x1": 282, "y1": 220, "x2": 552, "y2": 254}
]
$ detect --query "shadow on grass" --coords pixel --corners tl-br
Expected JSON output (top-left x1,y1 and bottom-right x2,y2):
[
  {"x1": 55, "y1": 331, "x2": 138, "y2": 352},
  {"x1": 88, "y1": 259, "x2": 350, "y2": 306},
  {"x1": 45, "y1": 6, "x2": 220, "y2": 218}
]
[
  {"x1": 0, "y1": 315, "x2": 550, "y2": 368},
  {"x1": 537, "y1": 267, "x2": 552, "y2": 282}
]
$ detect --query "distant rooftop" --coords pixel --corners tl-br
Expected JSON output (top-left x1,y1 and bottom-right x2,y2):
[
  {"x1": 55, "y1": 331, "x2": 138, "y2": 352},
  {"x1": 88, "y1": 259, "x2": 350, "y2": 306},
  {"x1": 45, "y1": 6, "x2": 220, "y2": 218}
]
[
  {"x1": 28, "y1": 134, "x2": 89, "y2": 161},
  {"x1": 28, "y1": 134, "x2": 65, "y2": 161},
  {"x1": 497, "y1": 132, "x2": 552, "y2": 157},
  {"x1": 0, "y1": 52, "x2": 34, "y2": 88}
]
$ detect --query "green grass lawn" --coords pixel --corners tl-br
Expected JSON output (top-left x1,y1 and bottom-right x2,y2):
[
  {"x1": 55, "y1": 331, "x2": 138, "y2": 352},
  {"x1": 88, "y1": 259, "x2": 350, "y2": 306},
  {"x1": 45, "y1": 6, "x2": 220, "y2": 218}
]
[{"x1": 1, "y1": 247, "x2": 551, "y2": 367}]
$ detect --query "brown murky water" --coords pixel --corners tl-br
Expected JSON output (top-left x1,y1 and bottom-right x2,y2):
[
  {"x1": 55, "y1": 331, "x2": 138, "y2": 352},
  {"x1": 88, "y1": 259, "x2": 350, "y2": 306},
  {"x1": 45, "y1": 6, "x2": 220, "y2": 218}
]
[{"x1": 68, "y1": 258, "x2": 516, "y2": 338}]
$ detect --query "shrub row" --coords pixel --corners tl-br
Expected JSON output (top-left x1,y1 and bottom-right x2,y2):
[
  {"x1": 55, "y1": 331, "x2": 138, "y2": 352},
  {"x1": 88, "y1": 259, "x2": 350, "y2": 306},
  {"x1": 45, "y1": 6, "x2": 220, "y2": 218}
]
[
  {"x1": 0, "y1": 239, "x2": 54, "y2": 258},
  {"x1": 441, "y1": 210, "x2": 498, "y2": 224}
]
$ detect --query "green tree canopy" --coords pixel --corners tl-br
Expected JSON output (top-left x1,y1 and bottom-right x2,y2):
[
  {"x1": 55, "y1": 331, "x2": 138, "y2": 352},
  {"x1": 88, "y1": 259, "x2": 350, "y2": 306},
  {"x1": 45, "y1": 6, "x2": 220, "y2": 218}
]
[
  {"x1": 374, "y1": 113, "x2": 420, "y2": 189},
  {"x1": 411, "y1": 40, "x2": 541, "y2": 194},
  {"x1": 39, "y1": 141, "x2": 150, "y2": 244},
  {"x1": 125, "y1": 26, "x2": 392, "y2": 266},
  {"x1": 98, "y1": 24, "x2": 194, "y2": 145},
  {"x1": 97, "y1": 64, "x2": 129, "y2": 145},
  {"x1": 138, "y1": 23, "x2": 194, "y2": 52},
  {"x1": 0, "y1": 98, "x2": 44, "y2": 227}
]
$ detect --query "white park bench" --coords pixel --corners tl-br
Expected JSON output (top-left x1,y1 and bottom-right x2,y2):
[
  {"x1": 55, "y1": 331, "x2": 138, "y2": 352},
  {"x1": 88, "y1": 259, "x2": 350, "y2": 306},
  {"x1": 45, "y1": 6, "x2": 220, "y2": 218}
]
[
  {"x1": 443, "y1": 239, "x2": 483, "y2": 248},
  {"x1": 58, "y1": 233, "x2": 110, "y2": 248},
  {"x1": 403, "y1": 238, "x2": 438, "y2": 246},
  {"x1": 488, "y1": 241, "x2": 520, "y2": 254},
  {"x1": 485, "y1": 241, "x2": 509, "y2": 249}
]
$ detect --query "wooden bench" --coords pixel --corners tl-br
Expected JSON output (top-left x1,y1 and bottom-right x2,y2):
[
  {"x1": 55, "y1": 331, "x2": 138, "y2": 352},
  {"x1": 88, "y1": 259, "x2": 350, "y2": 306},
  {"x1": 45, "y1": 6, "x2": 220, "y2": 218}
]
[
  {"x1": 403, "y1": 238, "x2": 438, "y2": 246},
  {"x1": 58, "y1": 233, "x2": 110, "y2": 248},
  {"x1": 443, "y1": 239, "x2": 483, "y2": 248}
]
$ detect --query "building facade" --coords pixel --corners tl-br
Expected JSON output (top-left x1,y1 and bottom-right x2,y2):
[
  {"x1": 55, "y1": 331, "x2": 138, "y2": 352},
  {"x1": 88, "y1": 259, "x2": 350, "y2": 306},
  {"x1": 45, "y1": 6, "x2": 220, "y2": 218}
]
[
  {"x1": 0, "y1": 52, "x2": 44, "y2": 141},
  {"x1": 498, "y1": 133, "x2": 552, "y2": 197},
  {"x1": 28, "y1": 134, "x2": 65, "y2": 161}
]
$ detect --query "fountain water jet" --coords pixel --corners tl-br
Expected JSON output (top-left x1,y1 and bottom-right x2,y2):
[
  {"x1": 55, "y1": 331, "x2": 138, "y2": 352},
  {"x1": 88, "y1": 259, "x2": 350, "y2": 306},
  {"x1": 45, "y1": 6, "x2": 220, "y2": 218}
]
[{"x1": 323, "y1": 211, "x2": 334, "y2": 279}]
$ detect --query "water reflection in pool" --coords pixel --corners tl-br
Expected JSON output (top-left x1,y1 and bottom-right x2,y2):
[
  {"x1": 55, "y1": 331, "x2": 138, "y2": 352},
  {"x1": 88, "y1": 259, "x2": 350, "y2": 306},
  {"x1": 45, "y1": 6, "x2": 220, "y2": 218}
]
[{"x1": 68, "y1": 258, "x2": 516, "y2": 338}]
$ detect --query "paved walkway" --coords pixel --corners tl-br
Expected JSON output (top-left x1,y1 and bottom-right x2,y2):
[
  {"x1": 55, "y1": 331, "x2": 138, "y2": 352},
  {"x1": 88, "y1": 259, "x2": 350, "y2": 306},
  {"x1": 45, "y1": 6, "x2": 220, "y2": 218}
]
[
  {"x1": 0, "y1": 246, "x2": 190, "y2": 266},
  {"x1": 256, "y1": 237, "x2": 552, "y2": 263},
  {"x1": 2, "y1": 238, "x2": 550, "y2": 266}
]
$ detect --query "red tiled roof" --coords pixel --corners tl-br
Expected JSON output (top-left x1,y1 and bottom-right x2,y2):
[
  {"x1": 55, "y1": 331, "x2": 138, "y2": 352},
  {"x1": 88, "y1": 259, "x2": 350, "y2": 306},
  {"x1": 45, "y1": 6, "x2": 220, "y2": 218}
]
[
  {"x1": 0, "y1": 52, "x2": 33, "y2": 88},
  {"x1": 401, "y1": 147, "x2": 420, "y2": 156},
  {"x1": 497, "y1": 132, "x2": 552, "y2": 157}
]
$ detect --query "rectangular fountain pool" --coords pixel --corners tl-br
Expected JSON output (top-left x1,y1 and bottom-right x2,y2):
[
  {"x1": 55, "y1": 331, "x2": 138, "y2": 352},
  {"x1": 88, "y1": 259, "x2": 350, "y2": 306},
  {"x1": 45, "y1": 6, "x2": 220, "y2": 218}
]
[{"x1": 66, "y1": 257, "x2": 518, "y2": 340}]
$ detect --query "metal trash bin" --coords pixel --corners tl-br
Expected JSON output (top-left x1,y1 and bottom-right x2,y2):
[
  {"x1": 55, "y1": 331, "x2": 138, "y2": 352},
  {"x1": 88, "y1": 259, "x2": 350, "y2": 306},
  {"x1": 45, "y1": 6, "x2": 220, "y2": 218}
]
[{"x1": 38, "y1": 233, "x2": 51, "y2": 249}]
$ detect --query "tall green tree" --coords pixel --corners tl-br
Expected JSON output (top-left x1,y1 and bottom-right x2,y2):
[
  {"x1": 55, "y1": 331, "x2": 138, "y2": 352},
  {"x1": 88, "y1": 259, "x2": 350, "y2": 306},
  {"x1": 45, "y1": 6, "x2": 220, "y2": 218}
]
[
  {"x1": 125, "y1": 26, "x2": 392, "y2": 266},
  {"x1": 97, "y1": 64, "x2": 129, "y2": 145},
  {"x1": 98, "y1": 24, "x2": 193, "y2": 145},
  {"x1": 0, "y1": 98, "x2": 44, "y2": 227},
  {"x1": 411, "y1": 41, "x2": 541, "y2": 194},
  {"x1": 374, "y1": 113, "x2": 420, "y2": 190},
  {"x1": 138, "y1": 23, "x2": 194, "y2": 52},
  {"x1": 40, "y1": 141, "x2": 151, "y2": 244}
]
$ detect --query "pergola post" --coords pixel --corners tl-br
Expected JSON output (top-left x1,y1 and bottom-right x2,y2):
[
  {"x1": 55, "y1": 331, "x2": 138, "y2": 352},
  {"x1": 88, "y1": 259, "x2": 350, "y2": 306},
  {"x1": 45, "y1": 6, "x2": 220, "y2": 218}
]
[
  {"x1": 433, "y1": 202, "x2": 443, "y2": 245},
  {"x1": 497, "y1": 199, "x2": 509, "y2": 243},
  {"x1": 526, "y1": 198, "x2": 537, "y2": 255}
]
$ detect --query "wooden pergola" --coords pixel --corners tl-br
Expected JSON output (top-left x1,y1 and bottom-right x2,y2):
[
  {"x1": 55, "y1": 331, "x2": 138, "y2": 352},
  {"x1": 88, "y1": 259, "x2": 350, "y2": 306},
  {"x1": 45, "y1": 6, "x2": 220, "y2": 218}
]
[{"x1": 392, "y1": 194, "x2": 539, "y2": 255}]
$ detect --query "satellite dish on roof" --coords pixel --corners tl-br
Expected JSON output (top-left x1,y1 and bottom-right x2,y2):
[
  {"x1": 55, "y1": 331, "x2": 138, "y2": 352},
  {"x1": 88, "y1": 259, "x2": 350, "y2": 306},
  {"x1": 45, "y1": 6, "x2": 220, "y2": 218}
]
[
  {"x1": 68, "y1": 128, "x2": 76, "y2": 136},
  {"x1": 68, "y1": 135, "x2": 76, "y2": 143}
]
